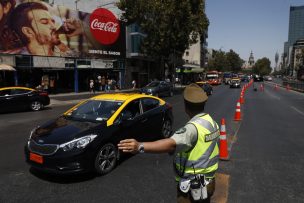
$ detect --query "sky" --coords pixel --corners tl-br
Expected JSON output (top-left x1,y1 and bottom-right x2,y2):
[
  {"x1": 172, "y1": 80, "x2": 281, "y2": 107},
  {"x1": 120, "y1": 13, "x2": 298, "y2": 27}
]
[{"x1": 205, "y1": 0, "x2": 304, "y2": 68}]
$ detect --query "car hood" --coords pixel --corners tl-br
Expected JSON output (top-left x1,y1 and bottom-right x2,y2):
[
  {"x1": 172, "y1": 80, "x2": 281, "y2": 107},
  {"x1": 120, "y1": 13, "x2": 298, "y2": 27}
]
[{"x1": 31, "y1": 117, "x2": 106, "y2": 144}]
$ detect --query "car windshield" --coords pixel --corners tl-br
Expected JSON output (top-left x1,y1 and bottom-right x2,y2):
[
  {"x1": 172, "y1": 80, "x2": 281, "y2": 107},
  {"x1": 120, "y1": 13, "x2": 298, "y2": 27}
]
[
  {"x1": 65, "y1": 100, "x2": 123, "y2": 122},
  {"x1": 146, "y1": 81, "x2": 160, "y2": 87}
]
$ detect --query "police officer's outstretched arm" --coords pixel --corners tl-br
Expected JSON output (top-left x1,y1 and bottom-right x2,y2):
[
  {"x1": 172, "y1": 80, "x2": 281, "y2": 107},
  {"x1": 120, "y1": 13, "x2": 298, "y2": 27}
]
[{"x1": 118, "y1": 138, "x2": 176, "y2": 154}]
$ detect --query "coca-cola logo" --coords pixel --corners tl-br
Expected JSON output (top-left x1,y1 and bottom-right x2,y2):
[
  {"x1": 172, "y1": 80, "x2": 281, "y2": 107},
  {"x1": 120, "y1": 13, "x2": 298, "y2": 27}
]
[{"x1": 90, "y1": 8, "x2": 120, "y2": 45}]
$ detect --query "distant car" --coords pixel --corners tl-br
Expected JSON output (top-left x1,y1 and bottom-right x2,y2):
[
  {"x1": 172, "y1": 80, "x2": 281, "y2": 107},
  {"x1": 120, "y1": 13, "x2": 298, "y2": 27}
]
[
  {"x1": 24, "y1": 93, "x2": 173, "y2": 175},
  {"x1": 230, "y1": 78, "x2": 241, "y2": 88},
  {"x1": 264, "y1": 76, "x2": 273, "y2": 81},
  {"x1": 140, "y1": 81, "x2": 174, "y2": 97},
  {"x1": 223, "y1": 72, "x2": 232, "y2": 85},
  {"x1": 253, "y1": 75, "x2": 264, "y2": 82},
  {"x1": 0, "y1": 87, "x2": 50, "y2": 113},
  {"x1": 196, "y1": 81, "x2": 213, "y2": 95},
  {"x1": 241, "y1": 75, "x2": 250, "y2": 82}
]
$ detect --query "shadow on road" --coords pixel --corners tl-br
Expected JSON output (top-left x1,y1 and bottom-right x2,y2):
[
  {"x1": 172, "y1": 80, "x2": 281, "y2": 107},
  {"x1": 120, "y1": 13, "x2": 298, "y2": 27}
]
[
  {"x1": 29, "y1": 167, "x2": 96, "y2": 183},
  {"x1": 28, "y1": 153, "x2": 135, "y2": 184}
]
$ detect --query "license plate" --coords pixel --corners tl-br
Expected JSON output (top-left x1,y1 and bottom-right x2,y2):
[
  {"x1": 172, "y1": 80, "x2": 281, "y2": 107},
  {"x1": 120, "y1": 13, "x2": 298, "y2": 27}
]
[{"x1": 30, "y1": 152, "x2": 43, "y2": 164}]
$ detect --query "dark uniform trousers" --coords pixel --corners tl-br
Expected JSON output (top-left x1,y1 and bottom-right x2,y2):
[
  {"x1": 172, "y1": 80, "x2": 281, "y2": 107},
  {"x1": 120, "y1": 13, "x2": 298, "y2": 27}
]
[{"x1": 177, "y1": 179, "x2": 215, "y2": 203}]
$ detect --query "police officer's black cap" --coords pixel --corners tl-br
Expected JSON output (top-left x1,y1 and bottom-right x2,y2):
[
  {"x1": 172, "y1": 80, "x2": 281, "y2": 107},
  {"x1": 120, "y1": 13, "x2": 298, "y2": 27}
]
[{"x1": 183, "y1": 83, "x2": 208, "y2": 103}]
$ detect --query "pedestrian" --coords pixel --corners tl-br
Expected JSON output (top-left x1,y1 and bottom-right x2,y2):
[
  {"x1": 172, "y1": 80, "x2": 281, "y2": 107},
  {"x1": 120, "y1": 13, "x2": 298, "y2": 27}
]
[
  {"x1": 89, "y1": 79, "x2": 95, "y2": 93},
  {"x1": 118, "y1": 83, "x2": 220, "y2": 202},
  {"x1": 132, "y1": 79, "x2": 136, "y2": 89},
  {"x1": 49, "y1": 77, "x2": 55, "y2": 94},
  {"x1": 97, "y1": 75, "x2": 102, "y2": 91},
  {"x1": 101, "y1": 76, "x2": 106, "y2": 91}
]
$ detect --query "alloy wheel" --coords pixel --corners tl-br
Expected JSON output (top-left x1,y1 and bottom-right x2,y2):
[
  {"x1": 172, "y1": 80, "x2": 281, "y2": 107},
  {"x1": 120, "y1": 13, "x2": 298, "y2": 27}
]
[
  {"x1": 94, "y1": 143, "x2": 117, "y2": 175},
  {"x1": 31, "y1": 101, "x2": 42, "y2": 111}
]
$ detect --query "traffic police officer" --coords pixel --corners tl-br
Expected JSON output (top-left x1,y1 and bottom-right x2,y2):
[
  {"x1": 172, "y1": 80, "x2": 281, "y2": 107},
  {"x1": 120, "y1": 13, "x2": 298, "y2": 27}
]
[{"x1": 118, "y1": 83, "x2": 220, "y2": 203}]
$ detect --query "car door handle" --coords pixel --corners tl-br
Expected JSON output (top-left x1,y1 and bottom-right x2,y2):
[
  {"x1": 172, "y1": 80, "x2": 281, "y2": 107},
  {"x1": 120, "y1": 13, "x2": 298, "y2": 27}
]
[{"x1": 141, "y1": 118, "x2": 148, "y2": 123}]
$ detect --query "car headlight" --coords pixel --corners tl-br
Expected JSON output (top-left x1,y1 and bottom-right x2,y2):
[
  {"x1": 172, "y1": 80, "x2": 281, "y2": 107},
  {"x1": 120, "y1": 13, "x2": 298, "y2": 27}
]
[{"x1": 59, "y1": 134, "x2": 98, "y2": 152}]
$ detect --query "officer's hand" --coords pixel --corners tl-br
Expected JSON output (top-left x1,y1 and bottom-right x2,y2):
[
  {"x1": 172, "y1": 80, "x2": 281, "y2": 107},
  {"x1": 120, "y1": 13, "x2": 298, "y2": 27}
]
[{"x1": 118, "y1": 139, "x2": 139, "y2": 154}]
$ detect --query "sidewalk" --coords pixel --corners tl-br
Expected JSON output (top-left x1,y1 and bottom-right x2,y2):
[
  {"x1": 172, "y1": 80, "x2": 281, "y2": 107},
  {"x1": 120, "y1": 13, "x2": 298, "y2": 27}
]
[
  {"x1": 49, "y1": 85, "x2": 185, "y2": 106},
  {"x1": 49, "y1": 88, "x2": 138, "y2": 106},
  {"x1": 49, "y1": 88, "x2": 137, "y2": 98}
]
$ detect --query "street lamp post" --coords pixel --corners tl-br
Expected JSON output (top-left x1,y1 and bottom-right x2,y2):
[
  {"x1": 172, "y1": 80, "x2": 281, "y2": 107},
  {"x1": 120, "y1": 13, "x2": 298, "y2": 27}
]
[{"x1": 75, "y1": 0, "x2": 80, "y2": 10}]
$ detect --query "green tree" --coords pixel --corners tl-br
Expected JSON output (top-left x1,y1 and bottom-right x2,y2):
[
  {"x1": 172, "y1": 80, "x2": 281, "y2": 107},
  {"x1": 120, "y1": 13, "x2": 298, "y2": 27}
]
[
  {"x1": 206, "y1": 50, "x2": 227, "y2": 72},
  {"x1": 117, "y1": 0, "x2": 209, "y2": 75},
  {"x1": 207, "y1": 49, "x2": 244, "y2": 73},
  {"x1": 253, "y1": 57, "x2": 272, "y2": 76},
  {"x1": 225, "y1": 49, "x2": 243, "y2": 73}
]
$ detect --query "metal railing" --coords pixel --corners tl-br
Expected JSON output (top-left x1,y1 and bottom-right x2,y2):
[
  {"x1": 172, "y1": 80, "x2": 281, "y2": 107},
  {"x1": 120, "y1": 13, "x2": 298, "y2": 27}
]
[{"x1": 282, "y1": 80, "x2": 304, "y2": 92}]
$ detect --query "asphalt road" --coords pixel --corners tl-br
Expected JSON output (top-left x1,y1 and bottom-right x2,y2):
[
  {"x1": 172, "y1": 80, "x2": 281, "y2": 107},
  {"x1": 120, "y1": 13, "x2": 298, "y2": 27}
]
[{"x1": 0, "y1": 82, "x2": 303, "y2": 202}]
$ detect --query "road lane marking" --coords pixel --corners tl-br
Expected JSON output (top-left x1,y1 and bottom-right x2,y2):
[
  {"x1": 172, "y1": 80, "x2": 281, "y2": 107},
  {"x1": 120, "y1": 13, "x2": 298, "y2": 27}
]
[
  {"x1": 265, "y1": 89, "x2": 281, "y2": 100},
  {"x1": 290, "y1": 106, "x2": 304, "y2": 116},
  {"x1": 212, "y1": 173, "x2": 230, "y2": 203}
]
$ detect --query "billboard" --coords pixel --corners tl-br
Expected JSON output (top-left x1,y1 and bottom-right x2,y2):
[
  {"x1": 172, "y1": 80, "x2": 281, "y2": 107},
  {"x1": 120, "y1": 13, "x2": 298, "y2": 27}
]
[{"x1": 0, "y1": 0, "x2": 125, "y2": 58}]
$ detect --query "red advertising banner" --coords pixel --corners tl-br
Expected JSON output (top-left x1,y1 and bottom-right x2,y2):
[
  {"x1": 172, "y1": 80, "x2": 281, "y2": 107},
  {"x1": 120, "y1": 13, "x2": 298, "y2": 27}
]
[{"x1": 0, "y1": 1, "x2": 125, "y2": 58}]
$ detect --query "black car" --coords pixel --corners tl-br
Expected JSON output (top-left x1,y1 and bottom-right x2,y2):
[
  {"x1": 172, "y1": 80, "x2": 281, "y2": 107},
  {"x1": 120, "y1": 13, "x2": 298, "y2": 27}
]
[
  {"x1": 196, "y1": 81, "x2": 213, "y2": 95},
  {"x1": 253, "y1": 75, "x2": 264, "y2": 82},
  {"x1": 25, "y1": 93, "x2": 173, "y2": 175},
  {"x1": 140, "y1": 81, "x2": 174, "y2": 97},
  {"x1": 0, "y1": 87, "x2": 50, "y2": 113}
]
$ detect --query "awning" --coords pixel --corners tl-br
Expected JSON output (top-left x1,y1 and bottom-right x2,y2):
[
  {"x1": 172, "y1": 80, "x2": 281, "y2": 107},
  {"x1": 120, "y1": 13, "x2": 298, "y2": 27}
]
[
  {"x1": 176, "y1": 66, "x2": 204, "y2": 73},
  {"x1": 0, "y1": 64, "x2": 16, "y2": 71}
]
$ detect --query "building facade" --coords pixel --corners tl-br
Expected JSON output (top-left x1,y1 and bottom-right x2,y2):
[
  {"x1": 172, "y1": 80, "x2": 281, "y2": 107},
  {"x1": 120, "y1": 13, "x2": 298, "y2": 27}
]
[
  {"x1": 0, "y1": 0, "x2": 208, "y2": 90},
  {"x1": 283, "y1": 5, "x2": 304, "y2": 74},
  {"x1": 242, "y1": 51, "x2": 255, "y2": 70}
]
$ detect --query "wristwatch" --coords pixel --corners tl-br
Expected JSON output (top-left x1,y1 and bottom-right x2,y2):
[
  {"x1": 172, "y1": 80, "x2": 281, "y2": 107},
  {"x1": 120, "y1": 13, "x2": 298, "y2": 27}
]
[{"x1": 138, "y1": 143, "x2": 145, "y2": 153}]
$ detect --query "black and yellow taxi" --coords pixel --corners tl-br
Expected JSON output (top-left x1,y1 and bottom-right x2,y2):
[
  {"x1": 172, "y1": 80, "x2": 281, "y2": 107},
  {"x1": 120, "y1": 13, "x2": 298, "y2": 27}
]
[
  {"x1": 25, "y1": 93, "x2": 173, "y2": 175},
  {"x1": 229, "y1": 78, "x2": 241, "y2": 88},
  {"x1": 0, "y1": 87, "x2": 50, "y2": 113}
]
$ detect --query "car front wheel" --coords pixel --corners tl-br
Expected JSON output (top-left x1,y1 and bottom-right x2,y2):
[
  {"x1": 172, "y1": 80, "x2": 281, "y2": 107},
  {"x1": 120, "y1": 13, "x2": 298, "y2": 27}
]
[
  {"x1": 161, "y1": 119, "x2": 172, "y2": 138},
  {"x1": 94, "y1": 143, "x2": 118, "y2": 175},
  {"x1": 30, "y1": 101, "x2": 43, "y2": 111}
]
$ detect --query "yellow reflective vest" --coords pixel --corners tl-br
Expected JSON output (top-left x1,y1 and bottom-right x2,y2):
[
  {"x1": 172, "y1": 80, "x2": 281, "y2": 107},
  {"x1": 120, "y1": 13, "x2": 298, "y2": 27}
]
[{"x1": 175, "y1": 113, "x2": 219, "y2": 181}]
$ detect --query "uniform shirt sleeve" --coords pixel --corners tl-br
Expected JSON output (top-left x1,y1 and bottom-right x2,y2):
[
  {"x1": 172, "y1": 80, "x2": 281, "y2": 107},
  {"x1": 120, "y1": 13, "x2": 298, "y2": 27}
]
[{"x1": 170, "y1": 123, "x2": 198, "y2": 153}]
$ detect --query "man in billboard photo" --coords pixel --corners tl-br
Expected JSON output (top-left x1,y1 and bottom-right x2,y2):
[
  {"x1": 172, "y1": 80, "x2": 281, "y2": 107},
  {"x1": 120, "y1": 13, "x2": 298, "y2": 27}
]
[{"x1": 7, "y1": 1, "x2": 83, "y2": 56}]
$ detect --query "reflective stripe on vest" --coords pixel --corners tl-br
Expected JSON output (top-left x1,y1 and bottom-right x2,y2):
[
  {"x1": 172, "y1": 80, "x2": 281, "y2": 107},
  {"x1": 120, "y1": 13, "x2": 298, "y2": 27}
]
[{"x1": 175, "y1": 114, "x2": 219, "y2": 180}]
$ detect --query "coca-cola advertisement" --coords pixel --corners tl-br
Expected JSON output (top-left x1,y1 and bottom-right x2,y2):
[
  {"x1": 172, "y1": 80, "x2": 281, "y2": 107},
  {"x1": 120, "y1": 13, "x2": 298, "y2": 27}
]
[{"x1": 0, "y1": 0, "x2": 125, "y2": 58}]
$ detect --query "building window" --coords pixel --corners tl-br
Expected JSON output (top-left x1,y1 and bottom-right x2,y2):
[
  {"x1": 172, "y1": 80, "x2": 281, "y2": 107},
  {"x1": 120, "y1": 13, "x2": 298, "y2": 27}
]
[
  {"x1": 131, "y1": 35, "x2": 142, "y2": 53},
  {"x1": 186, "y1": 51, "x2": 189, "y2": 56},
  {"x1": 130, "y1": 23, "x2": 142, "y2": 33}
]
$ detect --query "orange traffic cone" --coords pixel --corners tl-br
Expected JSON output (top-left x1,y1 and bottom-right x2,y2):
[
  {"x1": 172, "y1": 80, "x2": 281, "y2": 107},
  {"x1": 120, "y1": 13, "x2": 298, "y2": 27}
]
[
  {"x1": 260, "y1": 84, "x2": 264, "y2": 91},
  {"x1": 240, "y1": 92, "x2": 245, "y2": 104},
  {"x1": 274, "y1": 84, "x2": 278, "y2": 91},
  {"x1": 234, "y1": 100, "x2": 242, "y2": 121},
  {"x1": 219, "y1": 118, "x2": 229, "y2": 160}
]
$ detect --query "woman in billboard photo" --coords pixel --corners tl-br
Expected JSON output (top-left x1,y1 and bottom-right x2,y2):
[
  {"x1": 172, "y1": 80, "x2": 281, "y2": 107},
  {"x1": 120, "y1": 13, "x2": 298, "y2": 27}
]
[{"x1": 0, "y1": 0, "x2": 23, "y2": 51}]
